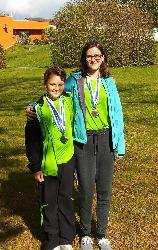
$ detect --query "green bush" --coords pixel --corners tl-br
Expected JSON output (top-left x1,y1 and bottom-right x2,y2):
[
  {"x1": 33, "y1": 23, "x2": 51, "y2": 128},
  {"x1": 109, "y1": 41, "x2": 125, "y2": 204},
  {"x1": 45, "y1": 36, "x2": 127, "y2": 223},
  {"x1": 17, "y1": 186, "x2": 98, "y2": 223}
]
[
  {"x1": 33, "y1": 38, "x2": 49, "y2": 45},
  {"x1": 49, "y1": 0, "x2": 156, "y2": 67},
  {"x1": 0, "y1": 44, "x2": 6, "y2": 69}
]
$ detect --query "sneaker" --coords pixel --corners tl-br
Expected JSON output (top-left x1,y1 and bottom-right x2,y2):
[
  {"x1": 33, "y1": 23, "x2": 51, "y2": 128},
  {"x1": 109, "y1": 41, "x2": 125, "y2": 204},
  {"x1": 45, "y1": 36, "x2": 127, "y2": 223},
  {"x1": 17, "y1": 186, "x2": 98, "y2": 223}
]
[
  {"x1": 97, "y1": 238, "x2": 112, "y2": 250},
  {"x1": 60, "y1": 245, "x2": 73, "y2": 250},
  {"x1": 81, "y1": 236, "x2": 93, "y2": 250},
  {"x1": 53, "y1": 247, "x2": 60, "y2": 250}
]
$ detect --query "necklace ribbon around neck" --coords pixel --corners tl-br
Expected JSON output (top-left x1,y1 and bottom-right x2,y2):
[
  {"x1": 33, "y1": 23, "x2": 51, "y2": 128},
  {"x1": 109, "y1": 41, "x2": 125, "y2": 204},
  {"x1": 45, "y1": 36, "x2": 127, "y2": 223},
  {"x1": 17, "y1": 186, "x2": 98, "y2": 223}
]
[
  {"x1": 46, "y1": 95, "x2": 65, "y2": 134},
  {"x1": 86, "y1": 74, "x2": 101, "y2": 109}
]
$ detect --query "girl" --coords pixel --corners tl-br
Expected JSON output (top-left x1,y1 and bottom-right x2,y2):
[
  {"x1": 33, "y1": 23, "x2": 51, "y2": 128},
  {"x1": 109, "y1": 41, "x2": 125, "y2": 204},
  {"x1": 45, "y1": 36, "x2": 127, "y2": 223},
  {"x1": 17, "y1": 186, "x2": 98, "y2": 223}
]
[{"x1": 64, "y1": 41, "x2": 125, "y2": 250}]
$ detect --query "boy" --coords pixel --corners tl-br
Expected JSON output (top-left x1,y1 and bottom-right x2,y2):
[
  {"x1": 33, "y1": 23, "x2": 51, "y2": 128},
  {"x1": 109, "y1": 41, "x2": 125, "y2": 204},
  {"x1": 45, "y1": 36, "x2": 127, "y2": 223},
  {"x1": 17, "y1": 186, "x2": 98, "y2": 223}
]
[{"x1": 25, "y1": 66, "x2": 75, "y2": 250}]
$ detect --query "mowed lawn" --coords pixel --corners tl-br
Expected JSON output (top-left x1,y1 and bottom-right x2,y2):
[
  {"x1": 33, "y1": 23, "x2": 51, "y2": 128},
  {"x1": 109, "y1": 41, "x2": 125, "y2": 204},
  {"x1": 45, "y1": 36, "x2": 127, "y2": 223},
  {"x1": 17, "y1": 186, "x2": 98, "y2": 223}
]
[{"x1": 0, "y1": 45, "x2": 158, "y2": 250}]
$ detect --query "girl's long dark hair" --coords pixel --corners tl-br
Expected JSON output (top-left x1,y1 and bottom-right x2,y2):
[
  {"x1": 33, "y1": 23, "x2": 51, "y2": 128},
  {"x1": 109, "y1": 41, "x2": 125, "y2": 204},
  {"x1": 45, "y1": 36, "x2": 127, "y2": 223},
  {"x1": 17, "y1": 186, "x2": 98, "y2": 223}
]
[{"x1": 80, "y1": 41, "x2": 110, "y2": 78}]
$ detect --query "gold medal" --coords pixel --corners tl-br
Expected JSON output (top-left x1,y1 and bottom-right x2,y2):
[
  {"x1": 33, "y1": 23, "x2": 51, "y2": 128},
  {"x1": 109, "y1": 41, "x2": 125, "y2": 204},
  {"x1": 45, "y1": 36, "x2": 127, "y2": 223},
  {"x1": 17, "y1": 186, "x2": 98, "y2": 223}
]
[{"x1": 91, "y1": 109, "x2": 98, "y2": 117}]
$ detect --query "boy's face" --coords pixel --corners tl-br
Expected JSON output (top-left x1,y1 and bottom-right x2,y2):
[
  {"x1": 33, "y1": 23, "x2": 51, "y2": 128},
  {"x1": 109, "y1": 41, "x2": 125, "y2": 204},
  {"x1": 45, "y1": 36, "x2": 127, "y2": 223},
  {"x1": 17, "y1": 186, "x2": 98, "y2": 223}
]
[{"x1": 45, "y1": 74, "x2": 65, "y2": 100}]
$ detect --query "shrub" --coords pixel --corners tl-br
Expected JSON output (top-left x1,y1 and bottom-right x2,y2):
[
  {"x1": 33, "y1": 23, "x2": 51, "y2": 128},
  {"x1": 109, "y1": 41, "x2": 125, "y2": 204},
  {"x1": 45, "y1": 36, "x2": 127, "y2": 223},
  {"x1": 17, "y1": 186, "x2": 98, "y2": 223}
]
[
  {"x1": 33, "y1": 38, "x2": 49, "y2": 45},
  {"x1": 49, "y1": 0, "x2": 156, "y2": 67},
  {"x1": 0, "y1": 44, "x2": 6, "y2": 69}
]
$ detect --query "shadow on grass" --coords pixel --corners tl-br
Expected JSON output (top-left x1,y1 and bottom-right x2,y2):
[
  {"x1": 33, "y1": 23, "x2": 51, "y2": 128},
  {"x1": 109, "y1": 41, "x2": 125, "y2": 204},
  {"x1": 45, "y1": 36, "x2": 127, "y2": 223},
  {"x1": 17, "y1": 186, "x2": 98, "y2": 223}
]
[
  {"x1": 0, "y1": 96, "x2": 39, "y2": 113},
  {"x1": 0, "y1": 76, "x2": 43, "y2": 112},
  {"x1": 118, "y1": 84, "x2": 145, "y2": 92},
  {"x1": 0, "y1": 146, "x2": 25, "y2": 158},
  {"x1": 0, "y1": 160, "x2": 98, "y2": 244},
  {"x1": 0, "y1": 222, "x2": 24, "y2": 242},
  {"x1": 1, "y1": 165, "x2": 89, "y2": 243},
  {"x1": 118, "y1": 84, "x2": 158, "y2": 105},
  {"x1": 125, "y1": 99, "x2": 158, "y2": 104},
  {"x1": 0, "y1": 126, "x2": 7, "y2": 134},
  {"x1": 0, "y1": 168, "x2": 42, "y2": 243}
]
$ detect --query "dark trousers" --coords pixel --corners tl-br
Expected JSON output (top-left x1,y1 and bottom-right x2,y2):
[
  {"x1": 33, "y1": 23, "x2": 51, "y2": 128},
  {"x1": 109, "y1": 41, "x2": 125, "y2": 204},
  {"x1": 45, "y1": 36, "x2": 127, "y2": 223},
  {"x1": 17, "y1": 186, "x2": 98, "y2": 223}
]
[
  {"x1": 38, "y1": 156, "x2": 76, "y2": 250},
  {"x1": 75, "y1": 129, "x2": 114, "y2": 238}
]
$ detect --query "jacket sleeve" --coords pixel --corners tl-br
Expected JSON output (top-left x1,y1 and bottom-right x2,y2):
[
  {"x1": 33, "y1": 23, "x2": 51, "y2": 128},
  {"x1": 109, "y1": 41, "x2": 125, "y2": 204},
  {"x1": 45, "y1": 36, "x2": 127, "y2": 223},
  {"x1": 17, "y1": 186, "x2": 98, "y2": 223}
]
[
  {"x1": 64, "y1": 76, "x2": 75, "y2": 93},
  {"x1": 25, "y1": 117, "x2": 43, "y2": 173},
  {"x1": 112, "y1": 80, "x2": 125, "y2": 156}
]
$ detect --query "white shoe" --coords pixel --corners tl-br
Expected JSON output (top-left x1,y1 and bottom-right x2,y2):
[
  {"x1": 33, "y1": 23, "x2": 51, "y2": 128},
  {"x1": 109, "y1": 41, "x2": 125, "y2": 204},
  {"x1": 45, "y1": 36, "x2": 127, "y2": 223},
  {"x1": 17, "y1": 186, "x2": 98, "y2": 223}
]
[
  {"x1": 81, "y1": 236, "x2": 93, "y2": 250},
  {"x1": 60, "y1": 245, "x2": 73, "y2": 250},
  {"x1": 97, "y1": 238, "x2": 112, "y2": 250},
  {"x1": 53, "y1": 246, "x2": 60, "y2": 250}
]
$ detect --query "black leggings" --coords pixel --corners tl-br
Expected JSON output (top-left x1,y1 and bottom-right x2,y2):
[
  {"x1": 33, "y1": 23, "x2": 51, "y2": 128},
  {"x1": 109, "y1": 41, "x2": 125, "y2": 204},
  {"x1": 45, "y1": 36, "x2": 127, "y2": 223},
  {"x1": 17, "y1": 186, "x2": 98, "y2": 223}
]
[{"x1": 75, "y1": 128, "x2": 114, "y2": 238}]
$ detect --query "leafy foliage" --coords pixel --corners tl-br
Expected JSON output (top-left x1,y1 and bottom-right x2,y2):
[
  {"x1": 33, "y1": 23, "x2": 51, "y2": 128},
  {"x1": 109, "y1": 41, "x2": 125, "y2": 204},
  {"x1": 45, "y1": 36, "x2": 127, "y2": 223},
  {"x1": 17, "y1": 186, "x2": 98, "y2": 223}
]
[
  {"x1": 116, "y1": 0, "x2": 158, "y2": 26},
  {"x1": 32, "y1": 38, "x2": 49, "y2": 45},
  {"x1": 44, "y1": 27, "x2": 56, "y2": 43},
  {"x1": 0, "y1": 44, "x2": 6, "y2": 69},
  {"x1": 49, "y1": 0, "x2": 156, "y2": 67}
]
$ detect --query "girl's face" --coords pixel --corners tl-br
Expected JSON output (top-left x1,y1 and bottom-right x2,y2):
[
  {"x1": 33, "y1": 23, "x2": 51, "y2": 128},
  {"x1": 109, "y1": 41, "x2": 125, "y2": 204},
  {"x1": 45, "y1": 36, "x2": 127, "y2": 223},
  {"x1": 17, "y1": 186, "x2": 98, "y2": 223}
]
[
  {"x1": 86, "y1": 46, "x2": 104, "y2": 73},
  {"x1": 45, "y1": 74, "x2": 65, "y2": 100}
]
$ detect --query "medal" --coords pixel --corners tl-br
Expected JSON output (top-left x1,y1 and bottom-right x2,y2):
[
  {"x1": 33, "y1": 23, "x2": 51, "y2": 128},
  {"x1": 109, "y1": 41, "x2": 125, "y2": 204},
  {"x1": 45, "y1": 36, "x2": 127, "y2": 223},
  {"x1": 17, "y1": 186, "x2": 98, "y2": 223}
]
[
  {"x1": 46, "y1": 95, "x2": 67, "y2": 141},
  {"x1": 86, "y1": 75, "x2": 101, "y2": 117},
  {"x1": 91, "y1": 109, "x2": 98, "y2": 117},
  {"x1": 60, "y1": 134, "x2": 68, "y2": 144}
]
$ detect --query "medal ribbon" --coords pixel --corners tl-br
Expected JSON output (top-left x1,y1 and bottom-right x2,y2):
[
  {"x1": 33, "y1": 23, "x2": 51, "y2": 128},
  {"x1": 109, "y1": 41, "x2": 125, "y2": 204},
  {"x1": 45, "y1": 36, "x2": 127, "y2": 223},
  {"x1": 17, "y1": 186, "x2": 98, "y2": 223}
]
[
  {"x1": 86, "y1": 75, "x2": 101, "y2": 109},
  {"x1": 46, "y1": 95, "x2": 65, "y2": 134}
]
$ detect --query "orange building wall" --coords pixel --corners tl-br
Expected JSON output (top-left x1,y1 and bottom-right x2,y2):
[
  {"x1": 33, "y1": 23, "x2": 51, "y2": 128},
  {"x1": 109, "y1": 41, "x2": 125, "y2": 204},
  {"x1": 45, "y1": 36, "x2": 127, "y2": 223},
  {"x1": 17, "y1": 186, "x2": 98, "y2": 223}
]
[
  {"x1": 0, "y1": 16, "x2": 49, "y2": 49},
  {"x1": 0, "y1": 16, "x2": 15, "y2": 49}
]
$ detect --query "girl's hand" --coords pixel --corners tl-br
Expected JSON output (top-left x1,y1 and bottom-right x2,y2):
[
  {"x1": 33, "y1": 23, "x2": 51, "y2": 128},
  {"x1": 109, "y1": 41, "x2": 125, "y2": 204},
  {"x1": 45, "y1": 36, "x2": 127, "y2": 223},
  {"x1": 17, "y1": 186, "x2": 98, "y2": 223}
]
[
  {"x1": 26, "y1": 106, "x2": 36, "y2": 121},
  {"x1": 118, "y1": 155, "x2": 124, "y2": 159},
  {"x1": 34, "y1": 171, "x2": 44, "y2": 182}
]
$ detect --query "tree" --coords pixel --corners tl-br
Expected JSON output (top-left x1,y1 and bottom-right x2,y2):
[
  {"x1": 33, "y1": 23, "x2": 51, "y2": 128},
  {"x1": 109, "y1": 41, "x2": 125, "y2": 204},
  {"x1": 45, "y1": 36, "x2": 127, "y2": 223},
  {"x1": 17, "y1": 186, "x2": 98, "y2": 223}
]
[
  {"x1": 49, "y1": 0, "x2": 156, "y2": 67},
  {"x1": 116, "y1": 0, "x2": 158, "y2": 26}
]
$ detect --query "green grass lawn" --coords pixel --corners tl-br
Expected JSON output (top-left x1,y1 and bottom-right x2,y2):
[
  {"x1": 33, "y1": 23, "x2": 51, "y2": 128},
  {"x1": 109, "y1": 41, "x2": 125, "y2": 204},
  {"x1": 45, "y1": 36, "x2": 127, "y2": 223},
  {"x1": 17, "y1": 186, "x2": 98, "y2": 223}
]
[
  {"x1": 0, "y1": 45, "x2": 158, "y2": 250},
  {"x1": 5, "y1": 44, "x2": 51, "y2": 68}
]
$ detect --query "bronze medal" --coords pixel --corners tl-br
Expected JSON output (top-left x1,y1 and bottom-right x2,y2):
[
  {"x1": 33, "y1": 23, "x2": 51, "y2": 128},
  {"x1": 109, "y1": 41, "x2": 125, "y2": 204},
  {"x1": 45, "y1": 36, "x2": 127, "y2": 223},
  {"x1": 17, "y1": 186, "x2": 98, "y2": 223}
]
[
  {"x1": 91, "y1": 109, "x2": 98, "y2": 117},
  {"x1": 60, "y1": 134, "x2": 68, "y2": 144}
]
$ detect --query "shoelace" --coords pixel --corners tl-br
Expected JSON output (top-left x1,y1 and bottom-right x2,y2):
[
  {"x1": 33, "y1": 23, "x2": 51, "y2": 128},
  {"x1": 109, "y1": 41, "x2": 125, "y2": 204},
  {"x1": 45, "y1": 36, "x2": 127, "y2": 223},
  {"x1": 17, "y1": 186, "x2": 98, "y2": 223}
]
[
  {"x1": 81, "y1": 237, "x2": 93, "y2": 246},
  {"x1": 98, "y1": 238, "x2": 110, "y2": 247}
]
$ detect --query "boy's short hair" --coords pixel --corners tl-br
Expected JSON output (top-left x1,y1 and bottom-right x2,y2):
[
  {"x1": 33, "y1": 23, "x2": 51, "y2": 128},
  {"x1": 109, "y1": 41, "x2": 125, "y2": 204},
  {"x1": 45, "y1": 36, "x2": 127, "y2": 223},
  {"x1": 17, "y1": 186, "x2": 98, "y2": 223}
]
[{"x1": 44, "y1": 66, "x2": 66, "y2": 85}]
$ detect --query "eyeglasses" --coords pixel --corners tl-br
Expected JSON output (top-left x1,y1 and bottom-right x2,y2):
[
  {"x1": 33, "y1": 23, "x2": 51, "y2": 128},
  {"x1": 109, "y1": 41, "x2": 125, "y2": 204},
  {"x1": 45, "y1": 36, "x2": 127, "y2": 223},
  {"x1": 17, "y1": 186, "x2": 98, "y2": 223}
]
[{"x1": 86, "y1": 54, "x2": 103, "y2": 61}]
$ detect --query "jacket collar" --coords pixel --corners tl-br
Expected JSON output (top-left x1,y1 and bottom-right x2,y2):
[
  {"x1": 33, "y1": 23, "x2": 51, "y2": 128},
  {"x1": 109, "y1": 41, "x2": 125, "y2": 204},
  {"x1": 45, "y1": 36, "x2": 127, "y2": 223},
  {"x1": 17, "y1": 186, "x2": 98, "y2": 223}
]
[{"x1": 70, "y1": 71, "x2": 82, "y2": 79}]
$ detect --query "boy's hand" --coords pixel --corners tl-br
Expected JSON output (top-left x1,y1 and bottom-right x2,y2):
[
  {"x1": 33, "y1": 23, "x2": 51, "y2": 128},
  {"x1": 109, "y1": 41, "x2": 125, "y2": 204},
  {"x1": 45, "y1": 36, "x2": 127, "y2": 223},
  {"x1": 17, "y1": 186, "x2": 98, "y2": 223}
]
[
  {"x1": 34, "y1": 171, "x2": 44, "y2": 182},
  {"x1": 26, "y1": 106, "x2": 36, "y2": 121}
]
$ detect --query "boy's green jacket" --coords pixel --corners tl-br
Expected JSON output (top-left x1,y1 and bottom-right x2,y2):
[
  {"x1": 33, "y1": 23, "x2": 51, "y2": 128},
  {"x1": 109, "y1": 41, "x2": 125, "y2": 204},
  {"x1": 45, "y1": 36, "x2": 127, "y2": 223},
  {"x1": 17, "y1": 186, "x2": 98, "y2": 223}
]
[{"x1": 25, "y1": 92, "x2": 74, "y2": 176}]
